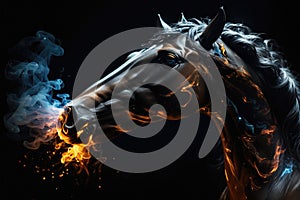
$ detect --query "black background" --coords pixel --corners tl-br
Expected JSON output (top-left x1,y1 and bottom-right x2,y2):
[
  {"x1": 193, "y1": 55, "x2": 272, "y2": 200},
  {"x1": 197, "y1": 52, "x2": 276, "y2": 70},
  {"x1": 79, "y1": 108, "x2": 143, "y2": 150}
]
[{"x1": 1, "y1": 0, "x2": 299, "y2": 199}]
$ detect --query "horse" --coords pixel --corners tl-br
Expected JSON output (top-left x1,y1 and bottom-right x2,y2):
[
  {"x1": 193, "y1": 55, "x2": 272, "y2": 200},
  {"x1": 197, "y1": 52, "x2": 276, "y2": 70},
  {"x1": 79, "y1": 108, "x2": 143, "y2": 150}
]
[
  {"x1": 9, "y1": 7, "x2": 298, "y2": 200},
  {"x1": 70, "y1": 8, "x2": 300, "y2": 199}
]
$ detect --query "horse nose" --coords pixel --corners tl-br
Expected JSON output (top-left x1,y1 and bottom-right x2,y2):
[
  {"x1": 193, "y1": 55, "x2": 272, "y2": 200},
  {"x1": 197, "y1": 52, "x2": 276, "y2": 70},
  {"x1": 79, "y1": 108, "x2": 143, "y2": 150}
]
[{"x1": 57, "y1": 106, "x2": 80, "y2": 144}]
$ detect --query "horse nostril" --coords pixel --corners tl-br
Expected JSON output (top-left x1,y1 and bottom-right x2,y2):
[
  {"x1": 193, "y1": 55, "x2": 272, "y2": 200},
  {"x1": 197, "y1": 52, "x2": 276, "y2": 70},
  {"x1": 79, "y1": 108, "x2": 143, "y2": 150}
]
[{"x1": 58, "y1": 106, "x2": 81, "y2": 144}]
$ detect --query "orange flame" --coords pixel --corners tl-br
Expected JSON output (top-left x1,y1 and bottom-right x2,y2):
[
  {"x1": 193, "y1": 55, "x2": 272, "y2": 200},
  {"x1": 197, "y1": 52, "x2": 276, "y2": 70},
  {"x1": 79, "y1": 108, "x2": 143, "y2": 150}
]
[
  {"x1": 54, "y1": 108, "x2": 99, "y2": 174},
  {"x1": 252, "y1": 142, "x2": 285, "y2": 179}
]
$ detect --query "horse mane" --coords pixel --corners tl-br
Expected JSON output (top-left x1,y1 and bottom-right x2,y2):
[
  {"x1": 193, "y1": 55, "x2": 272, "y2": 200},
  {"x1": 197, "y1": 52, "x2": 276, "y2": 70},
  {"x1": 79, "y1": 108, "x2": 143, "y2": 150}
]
[
  {"x1": 162, "y1": 15, "x2": 300, "y2": 164},
  {"x1": 221, "y1": 23, "x2": 300, "y2": 164}
]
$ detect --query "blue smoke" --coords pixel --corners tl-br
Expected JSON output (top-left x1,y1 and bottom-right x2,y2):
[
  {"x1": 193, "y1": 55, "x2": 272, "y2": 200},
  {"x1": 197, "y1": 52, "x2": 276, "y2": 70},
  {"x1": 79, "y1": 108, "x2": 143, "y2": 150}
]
[{"x1": 4, "y1": 31, "x2": 70, "y2": 149}]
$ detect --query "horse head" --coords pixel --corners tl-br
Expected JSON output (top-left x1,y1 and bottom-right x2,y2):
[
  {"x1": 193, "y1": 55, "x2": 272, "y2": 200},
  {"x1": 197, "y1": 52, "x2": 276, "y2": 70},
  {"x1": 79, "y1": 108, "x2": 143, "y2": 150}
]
[{"x1": 60, "y1": 7, "x2": 300, "y2": 200}]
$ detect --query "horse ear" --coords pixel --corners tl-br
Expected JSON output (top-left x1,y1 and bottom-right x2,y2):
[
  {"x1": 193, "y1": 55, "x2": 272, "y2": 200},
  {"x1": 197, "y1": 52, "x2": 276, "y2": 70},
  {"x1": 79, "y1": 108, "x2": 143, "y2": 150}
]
[
  {"x1": 199, "y1": 7, "x2": 226, "y2": 50},
  {"x1": 158, "y1": 14, "x2": 172, "y2": 30}
]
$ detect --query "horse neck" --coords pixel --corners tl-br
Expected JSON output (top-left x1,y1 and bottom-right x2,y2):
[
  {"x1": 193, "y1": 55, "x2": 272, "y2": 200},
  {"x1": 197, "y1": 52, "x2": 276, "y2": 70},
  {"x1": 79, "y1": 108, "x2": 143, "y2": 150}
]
[{"x1": 217, "y1": 62, "x2": 285, "y2": 199}]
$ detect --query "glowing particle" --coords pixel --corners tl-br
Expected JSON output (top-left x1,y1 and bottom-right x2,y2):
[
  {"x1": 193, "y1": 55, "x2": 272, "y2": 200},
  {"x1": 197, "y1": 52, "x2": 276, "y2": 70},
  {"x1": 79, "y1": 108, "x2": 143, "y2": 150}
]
[{"x1": 42, "y1": 177, "x2": 46, "y2": 180}]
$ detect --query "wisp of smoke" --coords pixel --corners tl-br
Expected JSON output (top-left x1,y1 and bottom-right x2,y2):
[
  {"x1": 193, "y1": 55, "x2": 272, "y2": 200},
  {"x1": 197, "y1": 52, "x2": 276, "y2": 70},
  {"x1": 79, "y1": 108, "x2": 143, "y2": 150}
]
[{"x1": 4, "y1": 31, "x2": 70, "y2": 149}]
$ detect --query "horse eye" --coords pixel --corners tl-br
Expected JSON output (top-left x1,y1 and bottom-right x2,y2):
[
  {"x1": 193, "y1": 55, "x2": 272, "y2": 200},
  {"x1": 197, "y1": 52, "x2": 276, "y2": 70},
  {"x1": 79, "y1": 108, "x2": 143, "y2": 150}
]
[{"x1": 154, "y1": 50, "x2": 184, "y2": 67}]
